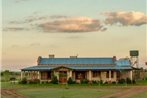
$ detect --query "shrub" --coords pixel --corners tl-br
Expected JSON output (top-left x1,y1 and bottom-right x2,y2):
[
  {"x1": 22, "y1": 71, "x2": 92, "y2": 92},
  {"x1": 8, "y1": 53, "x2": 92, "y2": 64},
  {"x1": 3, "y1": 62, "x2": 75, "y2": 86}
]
[
  {"x1": 132, "y1": 80, "x2": 136, "y2": 84},
  {"x1": 67, "y1": 77, "x2": 75, "y2": 84},
  {"x1": 28, "y1": 79, "x2": 40, "y2": 84},
  {"x1": 81, "y1": 79, "x2": 89, "y2": 84},
  {"x1": 19, "y1": 77, "x2": 27, "y2": 84},
  {"x1": 10, "y1": 77, "x2": 16, "y2": 81},
  {"x1": 33, "y1": 79, "x2": 40, "y2": 84},
  {"x1": 104, "y1": 81, "x2": 108, "y2": 84},
  {"x1": 92, "y1": 80, "x2": 98, "y2": 84},
  {"x1": 91, "y1": 80, "x2": 101, "y2": 84},
  {"x1": 51, "y1": 75, "x2": 58, "y2": 84},
  {"x1": 100, "y1": 80, "x2": 103, "y2": 84},
  {"x1": 118, "y1": 79, "x2": 126, "y2": 84},
  {"x1": 112, "y1": 81, "x2": 116, "y2": 84},
  {"x1": 126, "y1": 78, "x2": 132, "y2": 84}
]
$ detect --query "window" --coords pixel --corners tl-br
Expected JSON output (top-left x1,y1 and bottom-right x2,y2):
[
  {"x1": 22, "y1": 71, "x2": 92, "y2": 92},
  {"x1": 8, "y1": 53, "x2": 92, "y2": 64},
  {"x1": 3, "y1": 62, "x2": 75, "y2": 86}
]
[
  {"x1": 41, "y1": 72, "x2": 47, "y2": 80},
  {"x1": 76, "y1": 72, "x2": 86, "y2": 79},
  {"x1": 93, "y1": 71, "x2": 100, "y2": 77},
  {"x1": 106, "y1": 71, "x2": 109, "y2": 78}
]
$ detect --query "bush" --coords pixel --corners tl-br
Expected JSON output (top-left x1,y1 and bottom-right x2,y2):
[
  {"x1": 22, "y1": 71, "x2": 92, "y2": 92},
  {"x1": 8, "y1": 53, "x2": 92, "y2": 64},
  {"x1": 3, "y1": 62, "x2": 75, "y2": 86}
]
[
  {"x1": 132, "y1": 80, "x2": 136, "y2": 84},
  {"x1": 81, "y1": 79, "x2": 89, "y2": 84},
  {"x1": 28, "y1": 79, "x2": 40, "y2": 84},
  {"x1": 67, "y1": 77, "x2": 75, "y2": 84},
  {"x1": 112, "y1": 81, "x2": 116, "y2": 84},
  {"x1": 91, "y1": 80, "x2": 102, "y2": 84},
  {"x1": 10, "y1": 77, "x2": 16, "y2": 81},
  {"x1": 104, "y1": 81, "x2": 108, "y2": 84},
  {"x1": 100, "y1": 80, "x2": 103, "y2": 84},
  {"x1": 19, "y1": 77, "x2": 27, "y2": 84},
  {"x1": 126, "y1": 78, "x2": 132, "y2": 84},
  {"x1": 51, "y1": 75, "x2": 58, "y2": 84},
  {"x1": 92, "y1": 80, "x2": 98, "y2": 84},
  {"x1": 118, "y1": 79, "x2": 126, "y2": 84}
]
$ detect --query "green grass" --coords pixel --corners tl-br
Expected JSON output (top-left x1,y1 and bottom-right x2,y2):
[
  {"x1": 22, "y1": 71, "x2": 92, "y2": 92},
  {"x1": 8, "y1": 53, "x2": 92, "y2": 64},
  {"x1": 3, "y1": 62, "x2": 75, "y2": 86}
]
[
  {"x1": 1, "y1": 82, "x2": 117, "y2": 98},
  {"x1": 18, "y1": 87, "x2": 116, "y2": 98},
  {"x1": 1, "y1": 81, "x2": 147, "y2": 98},
  {"x1": 136, "y1": 80, "x2": 147, "y2": 85},
  {"x1": 129, "y1": 91, "x2": 147, "y2": 98}
]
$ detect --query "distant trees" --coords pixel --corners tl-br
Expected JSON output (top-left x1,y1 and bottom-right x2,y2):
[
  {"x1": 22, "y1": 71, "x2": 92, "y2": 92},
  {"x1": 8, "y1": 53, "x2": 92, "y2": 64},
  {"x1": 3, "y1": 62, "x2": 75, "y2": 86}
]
[
  {"x1": 1, "y1": 70, "x2": 20, "y2": 82},
  {"x1": 1, "y1": 70, "x2": 10, "y2": 81}
]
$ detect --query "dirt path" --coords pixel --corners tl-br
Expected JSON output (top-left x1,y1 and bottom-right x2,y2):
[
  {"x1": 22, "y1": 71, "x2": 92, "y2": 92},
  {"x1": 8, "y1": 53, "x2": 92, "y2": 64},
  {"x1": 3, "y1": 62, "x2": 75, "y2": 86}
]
[
  {"x1": 102, "y1": 86, "x2": 147, "y2": 98},
  {"x1": 1, "y1": 89, "x2": 28, "y2": 98}
]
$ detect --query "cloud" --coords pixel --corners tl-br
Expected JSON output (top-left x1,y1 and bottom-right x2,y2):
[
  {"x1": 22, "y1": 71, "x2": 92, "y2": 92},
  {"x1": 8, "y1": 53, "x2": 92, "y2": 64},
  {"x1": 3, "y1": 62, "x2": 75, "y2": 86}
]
[
  {"x1": 15, "y1": 0, "x2": 30, "y2": 3},
  {"x1": 30, "y1": 43, "x2": 40, "y2": 47},
  {"x1": 9, "y1": 21, "x2": 26, "y2": 24},
  {"x1": 50, "y1": 15, "x2": 69, "y2": 19},
  {"x1": 3, "y1": 27, "x2": 30, "y2": 31},
  {"x1": 25, "y1": 16, "x2": 48, "y2": 23},
  {"x1": 104, "y1": 11, "x2": 147, "y2": 26},
  {"x1": 38, "y1": 17, "x2": 106, "y2": 33}
]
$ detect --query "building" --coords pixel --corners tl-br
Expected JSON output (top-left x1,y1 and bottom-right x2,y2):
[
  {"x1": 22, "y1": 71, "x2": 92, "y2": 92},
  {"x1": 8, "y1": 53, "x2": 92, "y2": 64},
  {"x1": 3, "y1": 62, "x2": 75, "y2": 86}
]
[{"x1": 21, "y1": 55, "x2": 133, "y2": 83}]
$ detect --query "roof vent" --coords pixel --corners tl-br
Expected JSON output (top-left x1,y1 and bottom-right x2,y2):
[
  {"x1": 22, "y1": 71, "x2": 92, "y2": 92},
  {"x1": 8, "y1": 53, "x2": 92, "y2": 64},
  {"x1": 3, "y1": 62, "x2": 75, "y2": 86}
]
[{"x1": 49, "y1": 54, "x2": 55, "y2": 58}]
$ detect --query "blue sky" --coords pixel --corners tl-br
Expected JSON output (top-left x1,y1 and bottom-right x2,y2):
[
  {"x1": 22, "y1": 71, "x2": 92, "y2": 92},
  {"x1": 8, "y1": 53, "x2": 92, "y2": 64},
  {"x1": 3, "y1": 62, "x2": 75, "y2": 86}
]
[{"x1": 2, "y1": 0, "x2": 147, "y2": 71}]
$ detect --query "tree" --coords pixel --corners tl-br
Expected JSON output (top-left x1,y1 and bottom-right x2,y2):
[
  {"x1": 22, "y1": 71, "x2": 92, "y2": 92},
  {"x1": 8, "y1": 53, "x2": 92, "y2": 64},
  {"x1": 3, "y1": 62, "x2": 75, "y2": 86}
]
[{"x1": 3, "y1": 70, "x2": 10, "y2": 81}]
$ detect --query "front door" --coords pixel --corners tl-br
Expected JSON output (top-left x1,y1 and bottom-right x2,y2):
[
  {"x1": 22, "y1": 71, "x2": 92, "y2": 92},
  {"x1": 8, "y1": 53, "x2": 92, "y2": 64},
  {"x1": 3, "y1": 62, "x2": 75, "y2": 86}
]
[{"x1": 59, "y1": 71, "x2": 67, "y2": 83}]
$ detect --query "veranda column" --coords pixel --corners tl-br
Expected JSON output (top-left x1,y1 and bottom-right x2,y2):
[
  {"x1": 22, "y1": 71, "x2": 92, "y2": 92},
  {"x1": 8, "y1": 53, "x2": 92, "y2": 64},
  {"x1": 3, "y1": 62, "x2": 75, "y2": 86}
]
[
  {"x1": 73, "y1": 72, "x2": 76, "y2": 81},
  {"x1": 88, "y1": 70, "x2": 92, "y2": 81},
  {"x1": 109, "y1": 70, "x2": 111, "y2": 81},
  {"x1": 21, "y1": 71, "x2": 23, "y2": 80},
  {"x1": 27, "y1": 71, "x2": 29, "y2": 79},
  {"x1": 68, "y1": 70, "x2": 72, "y2": 79},
  {"x1": 37, "y1": 71, "x2": 40, "y2": 79},
  {"x1": 130, "y1": 70, "x2": 133, "y2": 80}
]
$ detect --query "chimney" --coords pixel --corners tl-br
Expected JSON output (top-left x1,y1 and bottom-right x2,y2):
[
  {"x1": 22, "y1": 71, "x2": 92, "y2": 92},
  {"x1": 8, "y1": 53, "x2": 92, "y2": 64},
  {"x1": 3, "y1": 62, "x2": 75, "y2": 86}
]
[
  {"x1": 113, "y1": 56, "x2": 117, "y2": 61},
  {"x1": 37, "y1": 56, "x2": 42, "y2": 65},
  {"x1": 49, "y1": 54, "x2": 55, "y2": 58},
  {"x1": 70, "y1": 56, "x2": 77, "y2": 58}
]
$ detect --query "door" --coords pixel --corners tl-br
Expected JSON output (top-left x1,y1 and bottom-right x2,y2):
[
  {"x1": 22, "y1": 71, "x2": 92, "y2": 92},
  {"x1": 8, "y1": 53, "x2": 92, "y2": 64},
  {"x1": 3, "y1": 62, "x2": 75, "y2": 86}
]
[{"x1": 59, "y1": 71, "x2": 67, "y2": 83}]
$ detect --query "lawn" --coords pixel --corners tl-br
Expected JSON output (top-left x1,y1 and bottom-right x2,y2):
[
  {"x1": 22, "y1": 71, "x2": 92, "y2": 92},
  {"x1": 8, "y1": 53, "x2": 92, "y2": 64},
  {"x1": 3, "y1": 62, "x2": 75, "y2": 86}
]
[
  {"x1": 1, "y1": 81, "x2": 147, "y2": 98},
  {"x1": 129, "y1": 91, "x2": 147, "y2": 98},
  {"x1": 18, "y1": 87, "x2": 116, "y2": 98},
  {"x1": 1, "y1": 82, "x2": 118, "y2": 98}
]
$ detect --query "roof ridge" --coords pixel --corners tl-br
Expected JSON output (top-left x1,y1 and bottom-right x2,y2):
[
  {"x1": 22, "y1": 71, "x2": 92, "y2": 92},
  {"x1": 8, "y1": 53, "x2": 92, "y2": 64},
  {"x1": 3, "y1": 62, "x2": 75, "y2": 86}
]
[{"x1": 42, "y1": 57, "x2": 113, "y2": 59}]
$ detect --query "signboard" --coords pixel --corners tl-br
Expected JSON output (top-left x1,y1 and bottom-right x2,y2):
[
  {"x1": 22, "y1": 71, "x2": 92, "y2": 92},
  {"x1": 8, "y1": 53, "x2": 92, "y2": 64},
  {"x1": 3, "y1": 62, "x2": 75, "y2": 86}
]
[{"x1": 130, "y1": 50, "x2": 139, "y2": 56}]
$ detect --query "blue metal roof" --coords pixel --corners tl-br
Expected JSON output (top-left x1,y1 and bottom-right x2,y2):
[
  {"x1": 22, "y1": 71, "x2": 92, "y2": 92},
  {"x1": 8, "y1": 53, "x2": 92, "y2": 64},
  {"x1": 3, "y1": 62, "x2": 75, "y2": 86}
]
[
  {"x1": 39, "y1": 58, "x2": 114, "y2": 65},
  {"x1": 22, "y1": 58, "x2": 132, "y2": 71},
  {"x1": 115, "y1": 59, "x2": 131, "y2": 67}
]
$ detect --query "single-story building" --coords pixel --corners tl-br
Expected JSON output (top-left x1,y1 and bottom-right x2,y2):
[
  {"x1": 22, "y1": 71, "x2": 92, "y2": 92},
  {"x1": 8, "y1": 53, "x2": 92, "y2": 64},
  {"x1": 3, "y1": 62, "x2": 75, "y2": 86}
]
[{"x1": 21, "y1": 55, "x2": 133, "y2": 83}]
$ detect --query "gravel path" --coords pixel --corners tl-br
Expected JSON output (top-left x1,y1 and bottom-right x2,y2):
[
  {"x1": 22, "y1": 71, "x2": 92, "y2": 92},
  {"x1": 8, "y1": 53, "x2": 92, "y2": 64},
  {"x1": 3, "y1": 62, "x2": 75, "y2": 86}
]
[{"x1": 1, "y1": 89, "x2": 28, "y2": 98}]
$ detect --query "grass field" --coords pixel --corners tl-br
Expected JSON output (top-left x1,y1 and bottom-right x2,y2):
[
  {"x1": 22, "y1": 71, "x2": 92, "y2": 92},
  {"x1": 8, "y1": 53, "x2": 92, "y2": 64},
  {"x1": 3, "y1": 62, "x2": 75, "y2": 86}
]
[{"x1": 1, "y1": 81, "x2": 147, "y2": 98}]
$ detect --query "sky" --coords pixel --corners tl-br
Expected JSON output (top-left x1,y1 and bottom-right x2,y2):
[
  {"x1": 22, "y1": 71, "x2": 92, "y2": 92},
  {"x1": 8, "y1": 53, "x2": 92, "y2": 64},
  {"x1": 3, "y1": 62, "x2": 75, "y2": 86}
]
[{"x1": 1, "y1": 0, "x2": 147, "y2": 71}]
